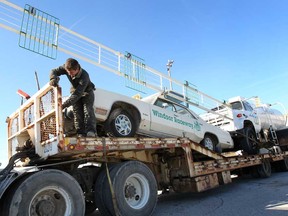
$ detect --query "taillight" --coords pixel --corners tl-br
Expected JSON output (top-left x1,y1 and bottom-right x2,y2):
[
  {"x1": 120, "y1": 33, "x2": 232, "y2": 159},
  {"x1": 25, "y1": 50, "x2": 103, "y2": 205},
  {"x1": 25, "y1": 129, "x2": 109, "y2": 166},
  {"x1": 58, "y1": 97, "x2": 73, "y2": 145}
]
[{"x1": 236, "y1": 113, "x2": 242, "y2": 118}]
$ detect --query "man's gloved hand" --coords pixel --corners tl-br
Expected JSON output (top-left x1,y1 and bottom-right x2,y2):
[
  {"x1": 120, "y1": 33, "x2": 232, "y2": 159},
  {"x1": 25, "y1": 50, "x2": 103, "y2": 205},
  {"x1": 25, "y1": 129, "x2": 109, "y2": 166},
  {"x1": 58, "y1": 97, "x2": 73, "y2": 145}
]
[{"x1": 49, "y1": 77, "x2": 59, "y2": 87}]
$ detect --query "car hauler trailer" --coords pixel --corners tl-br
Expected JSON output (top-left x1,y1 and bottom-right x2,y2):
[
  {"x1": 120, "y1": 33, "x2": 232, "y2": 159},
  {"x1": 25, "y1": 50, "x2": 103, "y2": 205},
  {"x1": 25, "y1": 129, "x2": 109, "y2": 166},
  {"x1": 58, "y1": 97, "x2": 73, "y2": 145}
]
[
  {"x1": 0, "y1": 2, "x2": 288, "y2": 215},
  {"x1": 1, "y1": 84, "x2": 288, "y2": 216}
]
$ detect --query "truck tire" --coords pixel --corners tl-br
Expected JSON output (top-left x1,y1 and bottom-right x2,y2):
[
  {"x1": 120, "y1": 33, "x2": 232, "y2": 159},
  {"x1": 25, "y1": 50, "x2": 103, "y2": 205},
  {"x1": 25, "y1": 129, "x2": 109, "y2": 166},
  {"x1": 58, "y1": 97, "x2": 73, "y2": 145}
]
[
  {"x1": 103, "y1": 161, "x2": 158, "y2": 216},
  {"x1": 3, "y1": 169, "x2": 85, "y2": 216},
  {"x1": 94, "y1": 164, "x2": 117, "y2": 216},
  {"x1": 81, "y1": 166, "x2": 101, "y2": 215},
  {"x1": 107, "y1": 108, "x2": 137, "y2": 137},
  {"x1": 252, "y1": 159, "x2": 271, "y2": 178},
  {"x1": 275, "y1": 157, "x2": 288, "y2": 172},
  {"x1": 258, "y1": 159, "x2": 272, "y2": 178},
  {"x1": 240, "y1": 127, "x2": 259, "y2": 155}
]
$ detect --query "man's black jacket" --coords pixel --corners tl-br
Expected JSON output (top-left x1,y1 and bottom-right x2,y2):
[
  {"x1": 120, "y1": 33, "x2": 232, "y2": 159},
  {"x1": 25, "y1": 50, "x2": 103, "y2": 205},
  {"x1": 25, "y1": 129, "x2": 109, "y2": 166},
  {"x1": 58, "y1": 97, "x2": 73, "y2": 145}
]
[{"x1": 50, "y1": 65, "x2": 95, "y2": 108}]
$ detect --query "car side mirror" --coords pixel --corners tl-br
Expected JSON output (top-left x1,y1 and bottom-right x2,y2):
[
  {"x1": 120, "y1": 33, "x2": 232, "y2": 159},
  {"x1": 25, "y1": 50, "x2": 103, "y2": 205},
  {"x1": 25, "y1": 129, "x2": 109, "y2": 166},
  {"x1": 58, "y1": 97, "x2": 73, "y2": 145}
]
[{"x1": 162, "y1": 103, "x2": 169, "y2": 109}]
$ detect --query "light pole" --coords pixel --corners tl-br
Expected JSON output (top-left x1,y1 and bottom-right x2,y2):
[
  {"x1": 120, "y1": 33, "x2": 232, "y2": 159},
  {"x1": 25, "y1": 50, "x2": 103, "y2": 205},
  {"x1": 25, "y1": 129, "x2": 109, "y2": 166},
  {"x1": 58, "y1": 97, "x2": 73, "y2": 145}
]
[{"x1": 167, "y1": 60, "x2": 174, "y2": 90}]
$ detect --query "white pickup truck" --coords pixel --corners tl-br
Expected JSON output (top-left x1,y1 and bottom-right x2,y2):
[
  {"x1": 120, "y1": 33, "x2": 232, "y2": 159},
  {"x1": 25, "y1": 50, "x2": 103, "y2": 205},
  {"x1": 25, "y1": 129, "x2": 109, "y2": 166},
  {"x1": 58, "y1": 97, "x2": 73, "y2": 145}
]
[
  {"x1": 201, "y1": 96, "x2": 287, "y2": 154},
  {"x1": 64, "y1": 88, "x2": 234, "y2": 152}
]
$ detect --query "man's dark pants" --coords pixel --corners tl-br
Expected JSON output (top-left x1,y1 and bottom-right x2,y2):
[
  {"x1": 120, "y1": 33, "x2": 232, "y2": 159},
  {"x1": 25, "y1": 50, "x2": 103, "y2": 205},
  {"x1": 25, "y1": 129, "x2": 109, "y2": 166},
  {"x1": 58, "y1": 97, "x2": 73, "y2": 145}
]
[{"x1": 73, "y1": 91, "x2": 96, "y2": 135}]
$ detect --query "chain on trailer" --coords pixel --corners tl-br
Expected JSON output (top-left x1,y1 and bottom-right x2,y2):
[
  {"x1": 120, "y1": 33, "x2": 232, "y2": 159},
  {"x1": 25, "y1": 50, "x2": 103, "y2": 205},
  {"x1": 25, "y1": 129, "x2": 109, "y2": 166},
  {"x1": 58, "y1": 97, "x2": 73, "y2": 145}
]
[{"x1": 102, "y1": 137, "x2": 120, "y2": 216}]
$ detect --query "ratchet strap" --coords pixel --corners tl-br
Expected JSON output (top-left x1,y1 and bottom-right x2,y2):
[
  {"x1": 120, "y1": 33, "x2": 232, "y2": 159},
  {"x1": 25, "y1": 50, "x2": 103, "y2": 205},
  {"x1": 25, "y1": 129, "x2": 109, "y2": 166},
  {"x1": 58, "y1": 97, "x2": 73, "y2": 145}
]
[{"x1": 103, "y1": 137, "x2": 120, "y2": 216}]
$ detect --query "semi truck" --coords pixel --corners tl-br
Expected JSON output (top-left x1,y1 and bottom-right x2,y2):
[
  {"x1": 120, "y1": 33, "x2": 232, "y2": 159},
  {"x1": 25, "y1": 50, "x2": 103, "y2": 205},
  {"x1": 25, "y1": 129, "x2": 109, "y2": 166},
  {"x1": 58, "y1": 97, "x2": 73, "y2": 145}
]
[
  {"x1": 1, "y1": 2, "x2": 288, "y2": 215},
  {"x1": 1, "y1": 84, "x2": 288, "y2": 216}
]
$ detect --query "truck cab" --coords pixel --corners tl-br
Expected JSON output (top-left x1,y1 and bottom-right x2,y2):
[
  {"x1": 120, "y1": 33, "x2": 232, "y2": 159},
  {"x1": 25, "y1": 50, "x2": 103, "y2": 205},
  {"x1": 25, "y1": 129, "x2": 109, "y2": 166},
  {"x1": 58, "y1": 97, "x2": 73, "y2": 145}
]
[{"x1": 223, "y1": 96, "x2": 261, "y2": 134}]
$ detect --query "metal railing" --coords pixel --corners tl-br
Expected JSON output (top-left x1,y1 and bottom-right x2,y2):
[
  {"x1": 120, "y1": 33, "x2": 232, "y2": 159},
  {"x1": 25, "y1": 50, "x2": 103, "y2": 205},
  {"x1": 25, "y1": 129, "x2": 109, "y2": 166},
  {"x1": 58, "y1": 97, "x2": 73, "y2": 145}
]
[{"x1": 0, "y1": 1, "x2": 231, "y2": 119}]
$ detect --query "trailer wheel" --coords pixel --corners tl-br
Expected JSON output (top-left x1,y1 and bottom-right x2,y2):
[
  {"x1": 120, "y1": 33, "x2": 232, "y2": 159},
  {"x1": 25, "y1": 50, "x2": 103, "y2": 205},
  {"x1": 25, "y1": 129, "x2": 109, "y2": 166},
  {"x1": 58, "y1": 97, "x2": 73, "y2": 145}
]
[
  {"x1": 107, "y1": 108, "x2": 137, "y2": 137},
  {"x1": 3, "y1": 169, "x2": 85, "y2": 216},
  {"x1": 275, "y1": 157, "x2": 288, "y2": 172},
  {"x1": 241, "y1": 127, "x2": 259, "y2": 155},
  {"x1": 258, "y1": 159, "x2": 272, "y2": 177},
  {"x1": 252, "y1": 159, "x2": 271, "y2": 178},
  {"x1": 104, "y1": 161, "x2": 158, "y2": 216},
  {"x1": 94, "y1": 164, "x2": 117, "y2": 216},
  {"x1": 201, "y1": 134, "x2": 217, "y2": 151}
]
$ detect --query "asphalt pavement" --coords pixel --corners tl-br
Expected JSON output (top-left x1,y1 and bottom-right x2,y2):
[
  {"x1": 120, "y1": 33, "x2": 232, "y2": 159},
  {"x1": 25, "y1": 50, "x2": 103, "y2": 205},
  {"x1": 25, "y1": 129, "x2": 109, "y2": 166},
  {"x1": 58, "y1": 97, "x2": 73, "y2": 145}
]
[
  {"x1": 154, "y1": 172, "x2": 288, "y2": 216},
  {"x1": 91, "y1": 171, "x2": 288, "y2": 216}
]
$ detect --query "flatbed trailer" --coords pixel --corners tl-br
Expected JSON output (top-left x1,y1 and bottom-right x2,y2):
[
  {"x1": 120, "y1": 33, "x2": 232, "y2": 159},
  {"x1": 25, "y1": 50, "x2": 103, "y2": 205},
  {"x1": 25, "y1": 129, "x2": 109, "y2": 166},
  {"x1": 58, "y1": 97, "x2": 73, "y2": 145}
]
[
  {"x1": 1, "y1": 85, "x2": 288, "y2": 216},
  {"x1": 0, "y1": 2, "x2": 287, "y2": 215}
]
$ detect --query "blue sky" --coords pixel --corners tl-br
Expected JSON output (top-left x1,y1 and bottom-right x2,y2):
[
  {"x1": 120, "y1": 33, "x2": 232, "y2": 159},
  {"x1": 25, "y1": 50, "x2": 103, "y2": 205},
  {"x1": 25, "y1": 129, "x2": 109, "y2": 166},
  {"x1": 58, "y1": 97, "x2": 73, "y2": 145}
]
[{"x1": 1, "y1": 0, "x2": 288, "y2": 167}]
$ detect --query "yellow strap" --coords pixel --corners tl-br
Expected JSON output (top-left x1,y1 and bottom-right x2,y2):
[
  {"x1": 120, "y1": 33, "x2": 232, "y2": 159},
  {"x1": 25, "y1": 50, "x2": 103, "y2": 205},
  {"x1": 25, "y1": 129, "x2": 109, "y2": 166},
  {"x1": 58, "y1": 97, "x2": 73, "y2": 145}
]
[{"x1": 103, "y1": 137, "x2": 120, "y2": 216}]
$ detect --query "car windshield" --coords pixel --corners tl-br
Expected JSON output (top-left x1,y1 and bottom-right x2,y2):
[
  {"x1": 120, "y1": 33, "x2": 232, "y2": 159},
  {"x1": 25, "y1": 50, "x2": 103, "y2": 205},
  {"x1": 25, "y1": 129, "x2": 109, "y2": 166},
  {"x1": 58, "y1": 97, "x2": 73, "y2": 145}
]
[
  {"x1": 164, "y1": 91, "x2": 186, "y2": 106},
  {"x1": 230, "y1": 101, "x2": 243, "y2": 110}
]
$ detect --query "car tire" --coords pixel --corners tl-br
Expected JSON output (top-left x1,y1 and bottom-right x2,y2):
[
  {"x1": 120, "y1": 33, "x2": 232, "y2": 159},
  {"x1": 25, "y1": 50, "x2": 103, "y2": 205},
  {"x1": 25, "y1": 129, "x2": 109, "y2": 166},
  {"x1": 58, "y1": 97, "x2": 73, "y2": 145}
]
[
  {"x1": 201, "y1": 134, "x2": 217, "y2": 151},
  {"x1": 240, "y1": 127, "x2": 259, "y2": 155},
  {"x1": 106, "y1": 108, "x2": 137, "y2": 137}
]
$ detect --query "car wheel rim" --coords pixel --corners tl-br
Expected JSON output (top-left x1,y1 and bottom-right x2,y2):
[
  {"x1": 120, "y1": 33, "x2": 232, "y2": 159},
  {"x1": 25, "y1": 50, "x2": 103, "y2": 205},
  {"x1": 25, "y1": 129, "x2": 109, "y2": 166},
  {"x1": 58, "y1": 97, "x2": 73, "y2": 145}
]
[
  {"x1": 115, "y1": 114, "x2": 132, "y2": 136},
  {"x1": 204, "y1": 137, "x2": 214, "y2": 150},
  {"x1": 29, "y1": 186, "x2": 71, "y2": 216},
  {"x1": 124, "y1": 173, "x2": 150, "y2": 210}
]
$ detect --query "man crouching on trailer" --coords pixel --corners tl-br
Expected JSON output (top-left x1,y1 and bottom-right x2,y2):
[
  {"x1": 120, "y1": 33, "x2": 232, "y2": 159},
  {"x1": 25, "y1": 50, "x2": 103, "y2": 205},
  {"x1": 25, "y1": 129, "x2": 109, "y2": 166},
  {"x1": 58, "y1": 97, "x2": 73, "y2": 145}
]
[{"x1": 49, "y1": 58, "x2": 97, "y2": 137}]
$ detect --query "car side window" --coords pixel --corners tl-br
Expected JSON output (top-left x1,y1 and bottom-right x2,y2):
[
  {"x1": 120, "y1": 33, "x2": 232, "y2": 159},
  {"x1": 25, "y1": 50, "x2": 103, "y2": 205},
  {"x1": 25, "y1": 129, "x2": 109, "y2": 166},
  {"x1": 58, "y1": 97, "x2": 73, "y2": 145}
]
[
  {"x1": 243, "y1": 101, "x2": 253, "y2": 111},
  {"x1": 155, "y1": 99, "x2": 196, "y2": 119},
  {"x1": 173, "y1": 103, "x2": 197, "y2": 119},
  {"x1": 174, "y1": 105, "x2": 188, "y2": 115}
]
